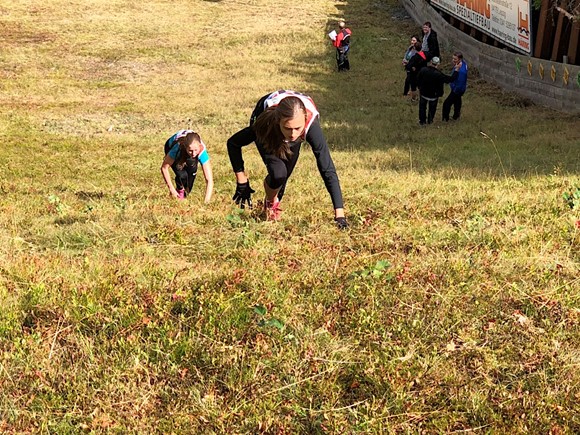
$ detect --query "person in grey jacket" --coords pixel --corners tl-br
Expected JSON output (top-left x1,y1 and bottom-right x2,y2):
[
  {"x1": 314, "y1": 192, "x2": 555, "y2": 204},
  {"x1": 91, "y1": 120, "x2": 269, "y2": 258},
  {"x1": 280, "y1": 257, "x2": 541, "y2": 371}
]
[{"x1": 421, "y1": 21, "x2": 440, "y2": 60}]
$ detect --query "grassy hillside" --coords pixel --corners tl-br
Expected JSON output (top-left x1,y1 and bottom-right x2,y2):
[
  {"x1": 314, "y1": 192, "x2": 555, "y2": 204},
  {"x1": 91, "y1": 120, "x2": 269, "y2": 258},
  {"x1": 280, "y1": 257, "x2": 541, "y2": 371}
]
[{"x1": 1, "y1": 0, "x2": 579, "y2": 432}]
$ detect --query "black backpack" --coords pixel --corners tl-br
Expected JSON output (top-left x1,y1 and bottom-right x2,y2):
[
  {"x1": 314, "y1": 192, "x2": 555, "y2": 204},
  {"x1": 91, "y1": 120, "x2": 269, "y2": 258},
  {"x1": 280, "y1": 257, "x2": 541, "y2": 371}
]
[{"x1": 340, "y1": 29, "x2": 350, "y2": 47}]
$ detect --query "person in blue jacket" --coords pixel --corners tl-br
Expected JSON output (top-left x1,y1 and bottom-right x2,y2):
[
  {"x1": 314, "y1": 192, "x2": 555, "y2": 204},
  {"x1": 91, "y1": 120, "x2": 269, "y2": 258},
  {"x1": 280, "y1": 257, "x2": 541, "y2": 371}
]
[
  {"x1": 160, "y1": 130, "x2": 214, "y2": 202},
  {"x1": 442, "y1": 52, "x2": 468, "y2": 121}
]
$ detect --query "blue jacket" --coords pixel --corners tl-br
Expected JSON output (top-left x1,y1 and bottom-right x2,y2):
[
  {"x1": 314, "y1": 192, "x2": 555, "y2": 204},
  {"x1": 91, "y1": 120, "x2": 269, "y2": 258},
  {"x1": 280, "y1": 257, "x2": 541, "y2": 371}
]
[{"x1": 450, "y1": 61, "x2": 468, "y2": 95}]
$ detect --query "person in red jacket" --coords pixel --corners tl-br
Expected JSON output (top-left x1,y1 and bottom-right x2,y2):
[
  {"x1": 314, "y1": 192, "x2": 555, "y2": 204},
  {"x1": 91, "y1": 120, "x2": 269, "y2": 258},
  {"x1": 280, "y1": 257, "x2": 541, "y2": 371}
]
[
  {"x1": 333, "y1": 21, "x2": 352, "y2": 72},
  {"x1": 405, "y1": 41, "x2": 428, "y2": 102}
]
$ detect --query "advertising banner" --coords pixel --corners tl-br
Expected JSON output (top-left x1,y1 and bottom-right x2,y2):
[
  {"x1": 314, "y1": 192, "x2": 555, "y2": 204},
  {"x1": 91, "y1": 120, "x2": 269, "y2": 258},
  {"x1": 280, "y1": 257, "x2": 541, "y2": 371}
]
[{"x1": 429, "y1": 0, "x2": 532, "y2": 54}]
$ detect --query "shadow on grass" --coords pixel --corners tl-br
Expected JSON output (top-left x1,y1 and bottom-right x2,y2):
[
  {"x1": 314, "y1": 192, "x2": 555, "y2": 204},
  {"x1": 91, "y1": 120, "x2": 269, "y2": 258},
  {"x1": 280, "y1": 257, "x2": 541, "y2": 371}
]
[{"x1": 290, "y1": 0, "x2": 580, "y2": 178}]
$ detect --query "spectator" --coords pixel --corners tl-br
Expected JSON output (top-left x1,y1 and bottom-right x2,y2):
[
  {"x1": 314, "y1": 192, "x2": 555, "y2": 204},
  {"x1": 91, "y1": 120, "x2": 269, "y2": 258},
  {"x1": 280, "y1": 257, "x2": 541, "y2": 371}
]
[
  {"x1": 417, "y1": 57, "x2": 459, "y2": 125},
  {"x1": 333, "y1": 21, "x2": 352, "y2": 72},
  {"x1": 402, "y1": 35, "x2": 419, "y2": 97},
  {"x1": 405, "y1": 41, "x2": 428, "y2": 102},
  {"x1": 421, "y1": 21, "x2": 440, "y2": 61},
  {"x1": 442, "y1": 51, "x2": 468, "y2": 121}
]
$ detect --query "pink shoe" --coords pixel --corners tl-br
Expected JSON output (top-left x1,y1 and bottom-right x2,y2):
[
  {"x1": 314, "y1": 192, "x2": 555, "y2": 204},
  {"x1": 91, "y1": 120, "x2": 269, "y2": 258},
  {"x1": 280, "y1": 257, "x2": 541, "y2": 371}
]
[
  {"x1": 264, "y1": 198, "x2": 282, "y2": 221},
  {"x1": 176, "y1": 189, "x2": 186, "y2": 200}
]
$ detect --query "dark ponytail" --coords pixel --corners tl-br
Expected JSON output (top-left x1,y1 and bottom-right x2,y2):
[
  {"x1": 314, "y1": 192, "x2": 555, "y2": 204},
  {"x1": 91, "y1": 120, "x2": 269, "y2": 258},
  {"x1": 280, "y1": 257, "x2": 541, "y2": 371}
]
[{"x1": 253, "y1": 96, "x2": 306, "y2": 160}]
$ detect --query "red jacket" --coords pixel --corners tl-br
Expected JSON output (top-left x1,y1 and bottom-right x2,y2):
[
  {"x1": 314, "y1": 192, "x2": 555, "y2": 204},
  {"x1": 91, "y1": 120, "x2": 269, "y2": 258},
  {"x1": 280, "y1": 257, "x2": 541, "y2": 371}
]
[{"x1": 333, "y1": 28, "x2": 351, "y2": 48}]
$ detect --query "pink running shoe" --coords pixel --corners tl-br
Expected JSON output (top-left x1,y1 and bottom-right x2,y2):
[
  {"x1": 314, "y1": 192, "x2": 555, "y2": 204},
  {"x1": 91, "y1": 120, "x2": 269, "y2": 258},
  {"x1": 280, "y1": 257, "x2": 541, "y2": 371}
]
[
  {"x1": 264, "y1": 198, "x2": 282, "y2": 221},
  {"x1": 176, "y1": 189, "x2": 186, "y2": 200}
]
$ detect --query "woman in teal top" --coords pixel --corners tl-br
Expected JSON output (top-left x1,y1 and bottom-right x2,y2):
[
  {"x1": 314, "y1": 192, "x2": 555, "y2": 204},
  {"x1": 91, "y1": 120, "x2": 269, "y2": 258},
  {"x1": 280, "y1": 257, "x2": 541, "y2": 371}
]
[
  {"x1": 402, "y1": 35, "x2": 419, "y2": 97},
  {"x1": 160, "y1": 130, "x2": 213, "y2": 202}
]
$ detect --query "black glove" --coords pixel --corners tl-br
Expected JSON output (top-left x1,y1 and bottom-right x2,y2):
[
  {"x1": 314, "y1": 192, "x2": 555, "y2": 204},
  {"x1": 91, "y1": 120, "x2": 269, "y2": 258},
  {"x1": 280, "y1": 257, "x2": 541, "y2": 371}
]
[
  {"x1": 334, "y1": 217, "x2": 349, "y2": 230},
  {"x1": 232, "y1": 181, "x2": 255, "y2": 209}
]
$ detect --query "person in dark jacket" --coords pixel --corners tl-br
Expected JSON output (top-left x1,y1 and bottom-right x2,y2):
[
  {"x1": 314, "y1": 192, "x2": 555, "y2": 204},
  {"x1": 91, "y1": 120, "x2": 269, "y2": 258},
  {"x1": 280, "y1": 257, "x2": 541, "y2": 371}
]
[
  {"x1": 442, "y1": 52, "x2": 468, "y2": 121},
  {"x1": 402, "y1": 35, "x2": 419, "y2": 97},
  {"x1": 421, "y1": 21, "x2": 440, "y2": 61},
  {"x1": 404, "y1": 41, "x2": 428, "y2": 102},
  {"x1": 417, "y1": 57, "x2": 459, "y2": 125},
  {"x1": 333, "y1": 21, "x2": 352, "y2": 72},
  {"x1": 227, "y1": 90, "x2": 348, "y2": 229}
]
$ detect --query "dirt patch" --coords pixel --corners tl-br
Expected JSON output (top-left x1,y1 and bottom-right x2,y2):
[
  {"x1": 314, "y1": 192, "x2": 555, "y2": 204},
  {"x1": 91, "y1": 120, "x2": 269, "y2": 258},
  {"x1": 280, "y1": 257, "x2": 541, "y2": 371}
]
[
  {"x1": 495, "y1": 93, "x2": 535, "y2": 108},
  {"x1": 470, "y1": 75, "x2": 535, "y2": 108},
  {"x1": 0, "y1": 21, "x2": 55, "y2": 45}
]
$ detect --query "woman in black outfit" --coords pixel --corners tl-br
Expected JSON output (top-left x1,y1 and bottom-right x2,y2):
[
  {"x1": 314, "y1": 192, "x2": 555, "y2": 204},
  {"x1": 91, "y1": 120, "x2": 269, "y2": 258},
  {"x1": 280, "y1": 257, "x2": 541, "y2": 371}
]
[{"x1": 227, "y1": 90, "x2": 348, "y2": 229}]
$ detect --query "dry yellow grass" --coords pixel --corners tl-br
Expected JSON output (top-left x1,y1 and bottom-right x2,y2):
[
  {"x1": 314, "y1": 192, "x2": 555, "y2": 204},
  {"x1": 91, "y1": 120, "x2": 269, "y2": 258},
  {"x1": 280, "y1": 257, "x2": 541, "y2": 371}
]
[{"x1": 1, "y1": 0, "x2": 579, "y2": 432}]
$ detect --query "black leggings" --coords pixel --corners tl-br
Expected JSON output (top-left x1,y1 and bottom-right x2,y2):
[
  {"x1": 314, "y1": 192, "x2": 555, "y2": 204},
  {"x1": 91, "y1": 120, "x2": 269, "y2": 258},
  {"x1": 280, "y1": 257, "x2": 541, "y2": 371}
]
[
  {"x1": 403, "y1": 71, "x2": 412, "y2": 95},
  {"x1": 171, "y1": 163, "x2": 197, "y2": 193},
  {"x1": 164, "y1": 139, "x2": 198, "y2": 194},
  {"x1": 260, "y1": 141, "x2": 301, "y2": 200},
  {"x1": 408, "y1": 71, "x2": 418, "y2": 93},
  {"x1": 226, "y1": 126, "x2": 301, "y2": 201},
  {"x1": 227, "y1": 94, "x2": 344, "y2": 209}
]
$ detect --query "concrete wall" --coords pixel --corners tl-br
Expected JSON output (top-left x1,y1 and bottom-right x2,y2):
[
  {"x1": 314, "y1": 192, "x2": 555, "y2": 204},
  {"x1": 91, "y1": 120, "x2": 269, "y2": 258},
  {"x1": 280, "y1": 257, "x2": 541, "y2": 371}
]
[{"x1": 400, "y1": 0, "x2": 580, "y2": 113}]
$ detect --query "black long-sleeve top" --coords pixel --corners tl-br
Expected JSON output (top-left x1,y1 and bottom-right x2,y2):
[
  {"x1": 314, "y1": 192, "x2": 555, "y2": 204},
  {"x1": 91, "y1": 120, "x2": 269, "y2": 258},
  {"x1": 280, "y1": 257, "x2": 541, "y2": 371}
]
[{"x1": 227, "y1": 94, "x2": 344, "y2": 209}]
